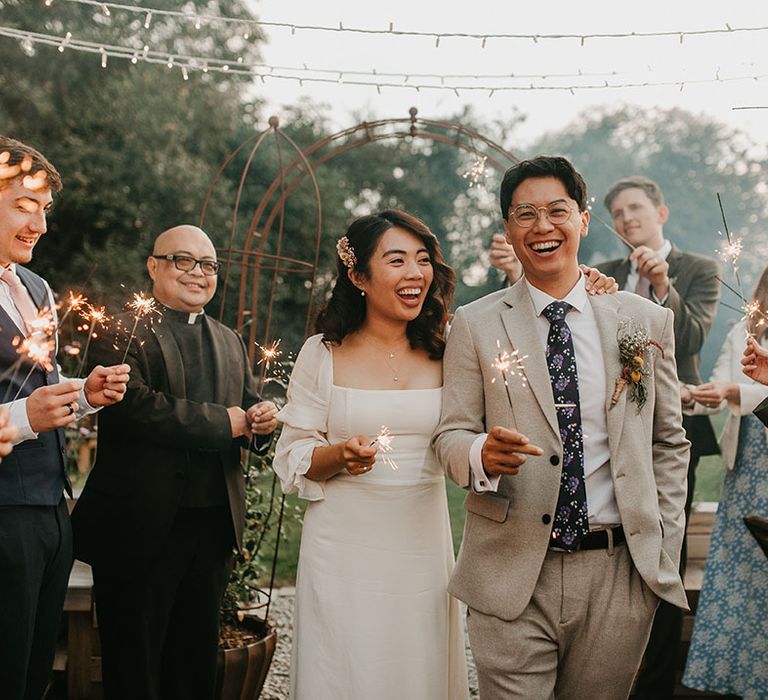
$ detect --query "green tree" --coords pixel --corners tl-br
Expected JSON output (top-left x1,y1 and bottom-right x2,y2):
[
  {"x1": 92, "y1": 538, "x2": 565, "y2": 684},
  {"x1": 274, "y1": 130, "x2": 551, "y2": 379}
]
[
  {"x1": 0, "y1": 0, "x2": 263, "y2": 301},
  {"x1": 532, "y1": 106, "x2": 768, "y2": 375}
]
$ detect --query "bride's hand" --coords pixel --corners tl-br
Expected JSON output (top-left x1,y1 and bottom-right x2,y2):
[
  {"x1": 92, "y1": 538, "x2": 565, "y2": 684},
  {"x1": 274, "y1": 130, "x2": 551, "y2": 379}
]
[
  {"x1": 580, "y1": 265, "x2": 618, "y2": 295},
  {"x1": 339, "y1": 435, "x2": 377, "y2": 476}
]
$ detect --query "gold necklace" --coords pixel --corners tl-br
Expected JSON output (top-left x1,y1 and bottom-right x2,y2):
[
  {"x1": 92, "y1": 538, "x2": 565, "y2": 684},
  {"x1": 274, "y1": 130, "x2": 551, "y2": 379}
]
[{"x1": 359, "y1": 333, "x2": 409, "y2": 383}]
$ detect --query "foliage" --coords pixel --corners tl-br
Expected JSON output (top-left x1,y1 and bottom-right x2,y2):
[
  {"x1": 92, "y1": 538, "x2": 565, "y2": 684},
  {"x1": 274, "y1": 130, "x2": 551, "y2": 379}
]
[
  {"x1": 531, "y1": 105, "x2": 768, "y2": 376},
  {"x1": 219, "y1": 432, "x2": 304, "y2": 626},
  {"x1": 0, "y1": 0, "x2": 263, "y2": 305}
]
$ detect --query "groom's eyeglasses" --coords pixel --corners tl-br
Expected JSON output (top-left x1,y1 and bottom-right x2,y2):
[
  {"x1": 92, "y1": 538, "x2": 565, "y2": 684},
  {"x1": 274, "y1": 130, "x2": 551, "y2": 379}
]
[
  {"x1": 510, "y1": 200, "x2": 576, "y2": 228},
  {"x1": 151, "y1": 254, "x2": 220, "y2": 276}
]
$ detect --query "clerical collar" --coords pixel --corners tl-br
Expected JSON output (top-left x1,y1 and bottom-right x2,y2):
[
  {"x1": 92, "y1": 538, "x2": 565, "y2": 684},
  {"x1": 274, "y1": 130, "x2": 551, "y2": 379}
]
[{"x1": 160, "y1": 304, "x2": 205, "y2": 325}]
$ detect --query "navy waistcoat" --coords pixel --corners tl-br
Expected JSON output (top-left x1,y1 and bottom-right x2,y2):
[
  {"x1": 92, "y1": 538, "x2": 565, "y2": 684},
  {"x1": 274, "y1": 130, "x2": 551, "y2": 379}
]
[{"x1": 0, "y1": 266, "x2": 69, "y2": 505}]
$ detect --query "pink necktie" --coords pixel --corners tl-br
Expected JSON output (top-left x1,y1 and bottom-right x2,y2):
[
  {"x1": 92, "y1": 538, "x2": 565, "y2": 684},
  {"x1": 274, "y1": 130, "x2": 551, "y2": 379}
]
[
  {"x1": 634, "y1": 274, "x2": 652, "y2": 299},
  {"x1": 1, "y1": 267, "x2": 39, "y2": 335}
]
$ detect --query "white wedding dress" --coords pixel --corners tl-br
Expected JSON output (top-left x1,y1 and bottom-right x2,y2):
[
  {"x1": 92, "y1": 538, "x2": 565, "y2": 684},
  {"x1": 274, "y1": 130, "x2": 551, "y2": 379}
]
[{"x1": 274, "y1": 334, "x2": 469, "y2": 700}]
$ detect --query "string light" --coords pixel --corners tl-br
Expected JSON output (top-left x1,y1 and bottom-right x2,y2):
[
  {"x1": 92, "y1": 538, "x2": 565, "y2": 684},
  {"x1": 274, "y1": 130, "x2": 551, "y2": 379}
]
[
  {"x1": 53, "y1": 0, "x2": 768, "y2": 45},
  {"x1": 6, "y1": 25, "x2": 768, "y2": 94}
]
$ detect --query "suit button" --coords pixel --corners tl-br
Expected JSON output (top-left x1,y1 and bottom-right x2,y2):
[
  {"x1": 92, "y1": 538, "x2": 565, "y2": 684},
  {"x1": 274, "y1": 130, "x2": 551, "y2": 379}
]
[
  {"x1": 542, "y1": 514, "x2": 552, "y2": 524},
  {"x1": 549, "y1": 455, "x2": 560, "y2": 466}
]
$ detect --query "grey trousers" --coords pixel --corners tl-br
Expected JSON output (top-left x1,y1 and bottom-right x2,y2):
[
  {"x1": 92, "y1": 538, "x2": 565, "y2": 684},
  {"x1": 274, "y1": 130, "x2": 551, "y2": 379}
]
[{"x1": 467, "y1": 543, "x2": 659, "y2": 700}]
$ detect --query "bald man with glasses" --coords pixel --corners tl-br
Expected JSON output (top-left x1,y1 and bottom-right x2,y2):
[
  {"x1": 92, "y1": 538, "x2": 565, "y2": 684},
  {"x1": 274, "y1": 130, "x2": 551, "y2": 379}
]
[{"x1": 72, "y1": 225, "x2": 278, "y2": 700}]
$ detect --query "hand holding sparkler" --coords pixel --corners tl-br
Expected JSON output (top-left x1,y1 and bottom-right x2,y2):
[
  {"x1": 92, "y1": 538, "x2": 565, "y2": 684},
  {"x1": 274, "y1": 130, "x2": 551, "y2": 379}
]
[
  {"x1": 481, "y1": 426, "x2": 543, "y2": 476},
  {"x1": 83, "y1": 364, "x2": 131, "y2": 407},
  {"x1": 339, "y1": 435, "x2": 377, "y2": 476},
  {"x1": 0, "y1": 407, "x2": 18, "y2": 459},
  {"x1": 246, "y1": 401, "x2": 278, "y2": 436},
  {"x1": 25, "y1": 381, "x2": 81, "y2": 433},
  {"x1": 742, "y1": 337, "x2": 768, "y2": 386},
  {"x1": 629, "y1": 246, "x2": 671, "y2": 299}
]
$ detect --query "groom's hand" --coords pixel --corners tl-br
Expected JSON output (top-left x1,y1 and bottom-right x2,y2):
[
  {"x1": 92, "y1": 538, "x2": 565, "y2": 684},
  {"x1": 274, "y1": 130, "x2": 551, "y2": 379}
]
[{"x1": 481, "y1": 426, "x2": 543, "y2": 476}]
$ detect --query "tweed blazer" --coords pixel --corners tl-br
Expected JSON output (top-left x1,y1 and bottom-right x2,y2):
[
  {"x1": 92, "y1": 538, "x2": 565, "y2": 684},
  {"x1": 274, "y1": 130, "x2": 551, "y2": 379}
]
[{"x1": 433, "y1": 280, "x2": 690, "y2": 621}]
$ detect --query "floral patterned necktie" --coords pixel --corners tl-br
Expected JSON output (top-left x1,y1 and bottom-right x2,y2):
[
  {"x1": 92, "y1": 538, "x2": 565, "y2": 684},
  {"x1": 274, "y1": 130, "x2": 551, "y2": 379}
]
[{"x1": 542, "y1": 301, "x2": 589, "y2": 550}]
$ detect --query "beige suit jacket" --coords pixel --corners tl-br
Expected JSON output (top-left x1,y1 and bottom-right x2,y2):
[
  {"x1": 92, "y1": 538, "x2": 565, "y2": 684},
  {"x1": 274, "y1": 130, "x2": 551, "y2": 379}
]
[{"x1": 433, "y1": 280, "x2": 690, "y2": 621}]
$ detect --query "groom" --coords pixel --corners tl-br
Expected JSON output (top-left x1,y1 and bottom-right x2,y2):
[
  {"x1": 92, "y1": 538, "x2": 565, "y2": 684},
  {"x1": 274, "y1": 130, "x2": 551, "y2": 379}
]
[{"x1": 434, "y1": 156, "x2": 690, "y2": 699}]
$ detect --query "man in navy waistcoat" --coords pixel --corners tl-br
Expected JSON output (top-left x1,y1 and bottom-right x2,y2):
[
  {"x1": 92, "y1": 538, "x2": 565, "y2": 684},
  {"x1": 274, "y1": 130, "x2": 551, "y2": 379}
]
[{"x1": 0, "y1": 136, "x2": 130, "y2": 700}]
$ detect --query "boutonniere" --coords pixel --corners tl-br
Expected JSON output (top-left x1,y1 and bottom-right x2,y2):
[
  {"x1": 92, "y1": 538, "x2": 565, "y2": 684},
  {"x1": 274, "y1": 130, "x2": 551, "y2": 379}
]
[{"x1": 611, "y1": 320, "x2": 664, "y2": 411}]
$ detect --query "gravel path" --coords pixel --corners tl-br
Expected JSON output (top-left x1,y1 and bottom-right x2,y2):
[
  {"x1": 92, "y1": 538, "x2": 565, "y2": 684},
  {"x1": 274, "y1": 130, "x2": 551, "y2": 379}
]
[{"x1": 260, "y1": 588, "x2": 479, "y2": 699}]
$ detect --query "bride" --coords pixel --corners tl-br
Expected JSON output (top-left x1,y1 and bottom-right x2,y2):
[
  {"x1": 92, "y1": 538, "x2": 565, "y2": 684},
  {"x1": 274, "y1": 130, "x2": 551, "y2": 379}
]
[{"x1": 274, "y1": 209, "x2": 466, "y2": 699}]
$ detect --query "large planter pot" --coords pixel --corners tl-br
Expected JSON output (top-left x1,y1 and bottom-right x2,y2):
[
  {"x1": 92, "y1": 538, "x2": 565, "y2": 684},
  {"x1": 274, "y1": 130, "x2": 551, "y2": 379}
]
[{"x1": 215, "y1": 617, "x2": 277, "y2": 700}]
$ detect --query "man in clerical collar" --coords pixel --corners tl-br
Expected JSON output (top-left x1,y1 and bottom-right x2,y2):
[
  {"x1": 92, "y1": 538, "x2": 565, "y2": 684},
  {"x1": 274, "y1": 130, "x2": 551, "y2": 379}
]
[
  {"x1": 0, "y1": 135, "x2": 130, "y2": 699},
  {"x1": 72, "y1": 225, "x2": 277, "y2": 700},
  {"x1": 596, "y1": 176, "x2": 721, "y2": 699}
]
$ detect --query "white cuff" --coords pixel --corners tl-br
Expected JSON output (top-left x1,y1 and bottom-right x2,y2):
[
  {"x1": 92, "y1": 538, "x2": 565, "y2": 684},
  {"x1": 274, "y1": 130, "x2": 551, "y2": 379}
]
[
  {"x1": 469, "y1": 433, "x2": 500, "y2": 493},
  {"x1": 76, "y1": 383, "x2": 100, "y2": 418},
  {"x1": 651, "y1": 289, "x2": 670, "y2": 305},
  {"x1": 6, "y1": 398, "x2": 38, "y2": 445}
]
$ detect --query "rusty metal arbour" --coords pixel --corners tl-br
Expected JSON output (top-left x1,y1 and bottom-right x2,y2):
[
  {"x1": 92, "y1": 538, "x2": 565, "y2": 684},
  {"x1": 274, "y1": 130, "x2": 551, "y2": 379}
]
[{"x1": 200, "y1": 107, "x2": 520, "y2": 367}]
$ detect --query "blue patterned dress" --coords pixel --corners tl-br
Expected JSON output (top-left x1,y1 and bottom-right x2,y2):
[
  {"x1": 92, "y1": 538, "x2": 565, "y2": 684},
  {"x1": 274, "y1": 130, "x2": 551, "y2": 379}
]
[{"x1": 683, "y1": 414, "x2": 768, "y2": 699}]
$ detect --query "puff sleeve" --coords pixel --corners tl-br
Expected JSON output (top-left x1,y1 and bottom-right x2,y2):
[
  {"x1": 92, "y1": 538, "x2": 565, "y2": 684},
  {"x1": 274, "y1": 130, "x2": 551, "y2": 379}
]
[{"x1": 273, "y1": 334, "x2": 332, "y2": 501}]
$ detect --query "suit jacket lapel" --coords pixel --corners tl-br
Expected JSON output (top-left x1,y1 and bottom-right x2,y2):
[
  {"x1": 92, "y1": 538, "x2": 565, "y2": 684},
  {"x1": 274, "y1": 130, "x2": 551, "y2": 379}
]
[
  {"x1": 613, "y1": 259, "x2": 630, "y2": 291},
  {"x1": 203, "y1": 317, "x2": 230, "y2": 406},
  {"x1": 589, "y1": 293, "x2": 629, "y2": 458},
  {"x1": 665, "y1": 244, "x2": 682, "y2": 287},
  {"x1": 152, "y1": 320, "x2": 186, "y2": 399},
  {"x1": 500, "y1": 283, "x2": 559, "y2": 439}
]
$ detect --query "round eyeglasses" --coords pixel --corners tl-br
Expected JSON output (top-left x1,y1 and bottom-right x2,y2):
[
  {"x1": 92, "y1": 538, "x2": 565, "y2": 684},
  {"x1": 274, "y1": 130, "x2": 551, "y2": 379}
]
[
  {"x1": 151, "y1": 254, "x2": 220, "y2": 276},
  {"x1": 510, "y1": 201, "x2": 576, "y2": 228}
]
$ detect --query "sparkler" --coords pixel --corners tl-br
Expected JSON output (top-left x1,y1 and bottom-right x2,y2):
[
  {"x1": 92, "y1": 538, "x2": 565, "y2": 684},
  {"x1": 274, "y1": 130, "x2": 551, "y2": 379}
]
[
  {"x1": 254, "y1": 339, "x2": 292, "y2": 387},
  {"x1": 370, "y1": 425, "x2": 399, "y2": 470},
  {"x1": 57, "y1": 291, "x2": 87, "y2": 325},
  {"x1": 77, "y1": 304, "x2": 109, "y2": 376},
  {"x1": 587, "y1": 197, "x2": 635, "y2": 252},
  {"x1": 4, "y1": 335, "x2": 57, "y2": 402},
  {"x1": 713, "y1": 193, "x2": 766, "y2": 338},
  {"x1": 491, "y1": 339, "x2": 528, "y2": 388},
  {"x1": 120, "y1": 293, "x2": 159, "y2": 363},
  {"x1": 462, "y1": 155, "x2": 488, "y2": 188}
]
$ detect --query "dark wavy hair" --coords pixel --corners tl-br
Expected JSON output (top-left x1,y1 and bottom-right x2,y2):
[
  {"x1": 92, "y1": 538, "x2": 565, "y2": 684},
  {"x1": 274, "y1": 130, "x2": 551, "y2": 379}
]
[
  {"x1": 499, "y1": 155, "x2": 588, "y2": 218},
  {"x1": 315, "y1": 209, "x2": 455, "y2": 359}
]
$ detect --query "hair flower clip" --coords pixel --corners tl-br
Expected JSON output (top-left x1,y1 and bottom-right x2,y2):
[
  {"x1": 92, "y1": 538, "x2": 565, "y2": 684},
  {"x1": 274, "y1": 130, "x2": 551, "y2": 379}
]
[{"x1": 336, "y1": 236, "x2": 357, "y2": 269}]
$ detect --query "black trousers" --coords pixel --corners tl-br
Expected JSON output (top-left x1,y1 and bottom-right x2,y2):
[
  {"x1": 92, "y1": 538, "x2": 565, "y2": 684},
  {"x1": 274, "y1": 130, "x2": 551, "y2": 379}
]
[
  {"x1": 93, "y1": 506, "x2": 234, "y2": 700},
  {"x1": 0, "y1": 499, "x2": 73, "y2": 700},
  {"x1": 634, "y1": 454, "x2": 699, "y2": 699}
]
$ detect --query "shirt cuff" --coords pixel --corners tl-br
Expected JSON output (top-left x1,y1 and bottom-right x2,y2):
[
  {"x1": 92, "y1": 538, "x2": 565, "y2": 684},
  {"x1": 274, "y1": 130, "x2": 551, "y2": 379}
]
[
  {"x1": 6, "y1": 399, "x2": 38, "y2": 445},
  {"x1": 651, "y1": 289, "x2": 670, "y2": 305},
  {"x1": 76, "y1": 383, "x2": 100, "y2": 419},
  {"x1": 469, "y1": 433, "x2": 501, "y2": 493}
]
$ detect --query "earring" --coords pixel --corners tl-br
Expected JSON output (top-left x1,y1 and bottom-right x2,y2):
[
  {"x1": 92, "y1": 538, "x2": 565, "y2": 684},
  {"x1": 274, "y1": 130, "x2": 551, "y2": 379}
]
[{"x1": 361, "y1": 290, "x2": 365, "y2": 297}]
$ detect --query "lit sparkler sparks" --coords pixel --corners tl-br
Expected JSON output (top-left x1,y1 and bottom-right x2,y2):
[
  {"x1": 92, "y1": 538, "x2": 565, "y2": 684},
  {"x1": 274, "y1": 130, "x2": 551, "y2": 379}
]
[
  {"x1": 58, "y1": 291, "x2": 87, "y2": 325},
  {"x1": 491, "y1": 339, "x2": 528, "y2": 388},
  {"x1": 26, "y1": 307, "x2": 56, "y2": 337},
  {"x1": 717, "y1": 235, "x2": 743, "y2": 271},
  {"x1": 77, "y1": 304, "x2": 109, "y2": 376},
  {"x1": 370, "y1": 425, "x2": 399, "y2": 470},
  {"x1": 121, "y1": 293, "x2": 159, "y2": 363},
  {"x1": 462, "y1": 155, "x2": 488, "y2": 188},
  {"x1": 257, "y1": 339, "x2": 282, "y2": 370},
  {"x1": 14, "y1": 334, "x2": 55, "y2": 372}
]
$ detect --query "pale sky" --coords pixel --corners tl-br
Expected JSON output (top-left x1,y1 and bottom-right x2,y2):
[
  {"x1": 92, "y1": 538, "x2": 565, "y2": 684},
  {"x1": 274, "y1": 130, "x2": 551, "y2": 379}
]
[{"x1": 251, "y1": 0, "x2": 768, "y2": 151}]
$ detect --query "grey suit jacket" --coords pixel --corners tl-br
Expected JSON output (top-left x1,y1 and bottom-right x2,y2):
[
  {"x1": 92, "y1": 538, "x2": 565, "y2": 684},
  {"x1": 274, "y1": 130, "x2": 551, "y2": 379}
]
[
  {"x1": 597, "y1": 246, "x2": 720, "y2": 457},
  {"x1": 433, "y1": 281, "x2": 690, "y2": 621}
]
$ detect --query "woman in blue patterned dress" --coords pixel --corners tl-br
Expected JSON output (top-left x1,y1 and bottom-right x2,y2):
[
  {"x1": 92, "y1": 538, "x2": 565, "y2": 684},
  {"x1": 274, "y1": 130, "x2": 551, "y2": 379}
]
[{"x1": 681, "y1": 268, "x2": 768, "y2": 699}]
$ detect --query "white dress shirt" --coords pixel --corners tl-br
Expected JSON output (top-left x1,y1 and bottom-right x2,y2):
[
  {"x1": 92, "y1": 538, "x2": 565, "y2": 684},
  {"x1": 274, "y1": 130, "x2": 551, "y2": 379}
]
[
  {"x1": 469, "y1": 274, "x2": 621, "y2": 527},
  {"x1": 1, "y1": 264, "x2": 97, "y2": 445},
  {"x1": 626, "y1": 238, "x2": 672, "y2": 305}
]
